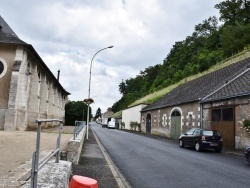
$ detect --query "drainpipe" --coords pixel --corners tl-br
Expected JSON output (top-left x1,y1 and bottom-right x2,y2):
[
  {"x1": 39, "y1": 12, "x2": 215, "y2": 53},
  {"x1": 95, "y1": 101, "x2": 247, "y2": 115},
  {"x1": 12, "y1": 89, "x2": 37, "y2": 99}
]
[
  {"x1": 199, "y1": 99, "x2": 203, "y2": 129},
  {"x1": 57, "y1": 69, "x2": 60, "y2": 81}
]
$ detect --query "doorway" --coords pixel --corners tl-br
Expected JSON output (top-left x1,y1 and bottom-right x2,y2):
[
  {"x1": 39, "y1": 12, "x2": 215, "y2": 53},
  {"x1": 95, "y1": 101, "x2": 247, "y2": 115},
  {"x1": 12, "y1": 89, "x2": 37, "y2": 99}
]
[
  {"x1": 146, "y1": 113, "x2": 151, "y2": 134},
  {"x1": 170, "y1": 110, "x2": 181, "y2": 139}
]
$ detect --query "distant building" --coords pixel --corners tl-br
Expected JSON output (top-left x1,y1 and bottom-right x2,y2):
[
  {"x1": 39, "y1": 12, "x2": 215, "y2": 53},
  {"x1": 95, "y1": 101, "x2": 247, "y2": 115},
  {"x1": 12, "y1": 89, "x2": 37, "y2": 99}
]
[
  {"x1": 101, "y1": 107, "x2": 114, "y2": 126},
  {"x1": 0, "y1": 15, "x2": 70, "y2": 131},
  {"x1": 122, "y1": 103, "x2": 148, "y2": 130}
]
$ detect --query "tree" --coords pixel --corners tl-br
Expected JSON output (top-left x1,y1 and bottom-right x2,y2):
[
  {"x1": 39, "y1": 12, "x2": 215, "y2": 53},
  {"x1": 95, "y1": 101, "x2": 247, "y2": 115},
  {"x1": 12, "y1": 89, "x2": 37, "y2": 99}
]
[
  {"x1": 215, "y1": 0, "x2": 250, "y2": 25},
  {"x1": 65, "y1": 101, "x2": 90, "y2": 126},
  {"x1": 119, "y1": 79, "x2": 126, "y2": 95},
  {"x1": 95, "y1": 108, "x2": 102, "y2": 119}
]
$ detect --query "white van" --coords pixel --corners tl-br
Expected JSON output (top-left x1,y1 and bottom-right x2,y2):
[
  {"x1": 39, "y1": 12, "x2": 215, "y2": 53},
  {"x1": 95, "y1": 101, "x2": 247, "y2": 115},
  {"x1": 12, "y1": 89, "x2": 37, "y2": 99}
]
[{"x1": 107, "y1": 118, "x2": 116, "y2": 129}]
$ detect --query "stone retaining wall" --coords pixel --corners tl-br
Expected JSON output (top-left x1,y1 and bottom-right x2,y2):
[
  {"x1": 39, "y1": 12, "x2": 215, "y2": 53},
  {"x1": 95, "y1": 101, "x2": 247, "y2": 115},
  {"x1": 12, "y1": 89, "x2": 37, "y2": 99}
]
[{"x1": 67, "y1": 126, "x2": 86, "y2": 164}]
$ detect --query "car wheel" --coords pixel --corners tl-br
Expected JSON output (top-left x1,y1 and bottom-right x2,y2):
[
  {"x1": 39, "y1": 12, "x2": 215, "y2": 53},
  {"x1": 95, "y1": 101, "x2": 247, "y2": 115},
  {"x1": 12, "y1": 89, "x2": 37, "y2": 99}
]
[
  {"x1": 214, "y1": 147, "x2": 222, "y2": 153},
  {"x1": 179, "y1": 140, "x2": 184, "y2": 148},
  {"x1": 247, "y1": 153, "x2": 250, "y2": 165},
  {"x1": 195, "y1": 142, "x2": 201, "y2": 152}
]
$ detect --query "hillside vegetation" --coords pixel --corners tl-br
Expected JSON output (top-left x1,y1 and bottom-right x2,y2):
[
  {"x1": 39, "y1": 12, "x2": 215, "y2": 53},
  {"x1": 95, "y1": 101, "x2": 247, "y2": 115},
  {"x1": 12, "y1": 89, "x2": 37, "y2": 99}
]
[{"x1": 112, "y1": 0, "x2": 250, "y2": 112}]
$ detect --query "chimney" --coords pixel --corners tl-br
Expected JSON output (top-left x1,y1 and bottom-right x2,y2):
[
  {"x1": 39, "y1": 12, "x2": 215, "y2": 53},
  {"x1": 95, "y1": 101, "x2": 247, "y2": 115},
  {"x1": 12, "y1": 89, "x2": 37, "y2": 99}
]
[{"x1": 57, "y1": 70, "x2": 60, "y2": 81}]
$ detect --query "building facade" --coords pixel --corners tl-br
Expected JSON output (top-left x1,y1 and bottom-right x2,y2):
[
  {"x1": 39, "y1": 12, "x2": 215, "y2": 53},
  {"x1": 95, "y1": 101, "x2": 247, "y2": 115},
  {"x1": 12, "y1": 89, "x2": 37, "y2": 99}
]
[
  {"x1": 0, "y1": 16, "x2": 70, "y2": 131},
  {"x1": 141, "y1": 53, "x2": 250, "y2": 150}
]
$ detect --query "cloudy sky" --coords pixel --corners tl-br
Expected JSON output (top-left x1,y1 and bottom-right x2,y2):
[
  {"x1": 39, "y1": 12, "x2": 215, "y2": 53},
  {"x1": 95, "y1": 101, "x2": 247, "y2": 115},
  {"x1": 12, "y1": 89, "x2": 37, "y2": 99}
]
[{"x1": 0, "y1": 0, "x2": 221, "y2": 114}]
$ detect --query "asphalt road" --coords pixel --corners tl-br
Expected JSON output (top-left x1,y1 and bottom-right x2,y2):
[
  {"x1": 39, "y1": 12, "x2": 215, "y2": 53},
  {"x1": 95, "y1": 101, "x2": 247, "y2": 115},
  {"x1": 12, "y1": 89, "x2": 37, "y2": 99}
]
[{"x1": 91, "y1": 123, "x2": 250, "y2": 188}]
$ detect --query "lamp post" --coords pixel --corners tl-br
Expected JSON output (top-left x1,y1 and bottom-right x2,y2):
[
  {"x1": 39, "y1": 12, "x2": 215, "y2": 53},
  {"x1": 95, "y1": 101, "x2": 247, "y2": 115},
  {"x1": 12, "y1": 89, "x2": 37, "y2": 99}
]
[{"x1": 85, "y1": 46, "x2": 113, "y2": 139}]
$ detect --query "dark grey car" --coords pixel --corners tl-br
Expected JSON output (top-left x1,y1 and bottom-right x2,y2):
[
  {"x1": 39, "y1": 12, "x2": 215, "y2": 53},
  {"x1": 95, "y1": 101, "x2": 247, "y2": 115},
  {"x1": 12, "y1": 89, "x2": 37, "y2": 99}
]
[{"x1": 179, "y1": 128, "x2": 223, "y2": 152}]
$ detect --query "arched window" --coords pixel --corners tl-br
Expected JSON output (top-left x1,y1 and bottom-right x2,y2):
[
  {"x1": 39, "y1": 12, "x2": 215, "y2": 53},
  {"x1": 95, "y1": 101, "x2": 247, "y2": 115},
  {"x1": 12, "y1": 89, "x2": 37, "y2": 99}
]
[{"x1": 0, "y1": 58, "x2": 7, "y2": 78}]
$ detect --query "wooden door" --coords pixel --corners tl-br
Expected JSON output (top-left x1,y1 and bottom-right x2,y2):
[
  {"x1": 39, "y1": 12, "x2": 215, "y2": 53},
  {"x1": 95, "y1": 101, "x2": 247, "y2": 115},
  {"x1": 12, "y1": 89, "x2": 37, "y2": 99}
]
[{"x1": 211, "y1": 107, "x2": 235, "y2": 150}]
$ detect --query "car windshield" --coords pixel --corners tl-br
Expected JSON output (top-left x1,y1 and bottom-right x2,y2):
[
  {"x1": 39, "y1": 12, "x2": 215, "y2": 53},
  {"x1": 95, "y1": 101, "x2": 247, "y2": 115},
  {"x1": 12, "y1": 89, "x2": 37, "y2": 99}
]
[{"x1": 203, "y1": 130, "x2": 220, "y2": 136}]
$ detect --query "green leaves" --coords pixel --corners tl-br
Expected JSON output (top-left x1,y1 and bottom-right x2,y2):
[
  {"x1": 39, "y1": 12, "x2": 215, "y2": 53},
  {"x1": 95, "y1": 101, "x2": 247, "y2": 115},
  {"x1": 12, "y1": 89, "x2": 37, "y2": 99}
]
[{"x1": 65, "y1": 101, "x2": 90, "y2": 126}]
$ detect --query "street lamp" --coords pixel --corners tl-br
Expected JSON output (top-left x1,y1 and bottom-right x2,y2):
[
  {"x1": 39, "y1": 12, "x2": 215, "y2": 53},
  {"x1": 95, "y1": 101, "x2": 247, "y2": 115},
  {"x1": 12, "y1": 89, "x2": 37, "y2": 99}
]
[{"x1": 85, "y1": 46, "x2": 113, "y2": 139}]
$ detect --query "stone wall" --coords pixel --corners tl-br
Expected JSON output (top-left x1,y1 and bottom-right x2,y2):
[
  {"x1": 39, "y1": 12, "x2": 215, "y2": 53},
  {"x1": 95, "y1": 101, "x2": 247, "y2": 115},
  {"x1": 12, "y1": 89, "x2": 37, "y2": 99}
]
[
  {"x1": 202, "y1": 96, "x2": 250, "y2": 149},
  {"x1": 67, "y1": 126, "x2": 86, "y2": 164},
  {"x1": 141, "y1": 102, "x2": 201, "y2": 137}
]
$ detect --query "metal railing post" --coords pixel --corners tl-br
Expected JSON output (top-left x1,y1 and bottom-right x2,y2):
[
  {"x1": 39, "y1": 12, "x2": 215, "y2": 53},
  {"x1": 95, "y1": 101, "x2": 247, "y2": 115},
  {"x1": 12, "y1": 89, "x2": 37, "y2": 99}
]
[
  {"x1": 55, "y1": 123, "x2": 62, "y2": 163},
  {"x1": 31, "y1": 121, "x2": 41, "y2": 188},
  {"x1": 30, "y1": 119, "x2": 63, "y2": 188}
]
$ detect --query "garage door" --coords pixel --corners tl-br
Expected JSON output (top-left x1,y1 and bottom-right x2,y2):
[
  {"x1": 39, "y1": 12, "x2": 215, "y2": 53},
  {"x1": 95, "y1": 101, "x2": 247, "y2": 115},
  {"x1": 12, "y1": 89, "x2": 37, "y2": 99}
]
[{"x1": 211, "y1": 107, "x2": 235, "y2": 150}]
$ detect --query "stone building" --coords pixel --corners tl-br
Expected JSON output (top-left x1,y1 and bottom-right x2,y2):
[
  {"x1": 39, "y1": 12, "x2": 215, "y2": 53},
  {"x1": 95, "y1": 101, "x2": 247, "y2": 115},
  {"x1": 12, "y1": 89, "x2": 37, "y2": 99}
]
[
  {"x1": 0, "y1": 16, "x2": 70, "y2": 131},
  {"x1": 141, "y1": 53, "x2": 250, "y2": 150}
]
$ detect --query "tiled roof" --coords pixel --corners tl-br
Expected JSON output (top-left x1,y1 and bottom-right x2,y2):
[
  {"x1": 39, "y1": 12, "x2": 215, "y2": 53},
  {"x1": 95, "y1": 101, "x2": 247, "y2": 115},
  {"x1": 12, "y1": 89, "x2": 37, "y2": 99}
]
[
  {"x1": 0, "y1": 15, "x2": 26, "y2": 45},
  {"x1": 201, "y1": 65, "x2": 250, "y2": 102},
  {"x1": 142, "y1": 58, "x2": 250, "y2": 112},
  {"x1": 0, "y1": 15, "x2": 70, "y2": 95}
]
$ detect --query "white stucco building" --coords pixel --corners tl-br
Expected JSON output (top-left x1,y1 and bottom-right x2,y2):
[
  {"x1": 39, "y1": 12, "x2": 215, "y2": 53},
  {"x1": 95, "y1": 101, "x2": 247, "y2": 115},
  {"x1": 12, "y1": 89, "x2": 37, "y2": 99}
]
[{"x1": 122, "y1": 103, "x2": 148, "y2": 130}]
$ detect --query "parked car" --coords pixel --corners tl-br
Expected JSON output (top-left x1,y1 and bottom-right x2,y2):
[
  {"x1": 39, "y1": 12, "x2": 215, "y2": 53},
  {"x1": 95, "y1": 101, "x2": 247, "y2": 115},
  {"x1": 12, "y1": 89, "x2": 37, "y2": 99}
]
[
  {"x1": 244, "y1": 146, "x2": 250, "y2": 164},
  {"x1": 107, "y1": 118, "x2": 116, "y2": 129},
  {"x1": 179, "y1": 128, "x2": 223, "y2": 152}
]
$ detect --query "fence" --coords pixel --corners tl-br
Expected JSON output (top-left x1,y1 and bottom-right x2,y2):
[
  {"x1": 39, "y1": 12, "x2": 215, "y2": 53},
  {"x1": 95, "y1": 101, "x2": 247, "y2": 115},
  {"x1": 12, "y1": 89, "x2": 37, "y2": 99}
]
[
  {"x1": 74, "y1": 121, "x2": 85, "y2": 140},
  {"x1": 30, "y1": 119, "x2": 63, "y2": 188}
]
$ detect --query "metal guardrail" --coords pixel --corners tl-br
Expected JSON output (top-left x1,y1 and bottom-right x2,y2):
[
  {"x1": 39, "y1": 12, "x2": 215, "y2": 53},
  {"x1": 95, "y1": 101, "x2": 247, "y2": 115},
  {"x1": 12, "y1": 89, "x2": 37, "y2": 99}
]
[
  {"x1": 74, "y1": 121, "x2": 85, "y2": 140},
  {"x1": 30, "y1": 119, "x2": 63, "y2": 188}
]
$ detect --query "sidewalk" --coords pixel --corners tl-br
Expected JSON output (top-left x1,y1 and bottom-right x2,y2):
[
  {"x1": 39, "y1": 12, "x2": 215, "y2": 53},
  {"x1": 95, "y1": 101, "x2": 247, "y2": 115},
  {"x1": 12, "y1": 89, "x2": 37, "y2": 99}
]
[{"x1": 71, "y1": 127, "x2": 119, "y2": 188}]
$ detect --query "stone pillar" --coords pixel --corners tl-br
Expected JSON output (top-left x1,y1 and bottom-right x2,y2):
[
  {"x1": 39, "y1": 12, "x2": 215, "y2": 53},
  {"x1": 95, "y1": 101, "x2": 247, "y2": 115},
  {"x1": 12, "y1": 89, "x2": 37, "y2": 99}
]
[
  {"x1": 26, "y1": 64, "x2": 40, "y2": 129},
  {"x1": 47, "y1": 83, "x2": 55, "y2": 127},
  {"x1": 4, "y1": 46, "x2": 24, "y2": 131},
  {"x1": 39, "y1": 75, "x2": 48, "y2": 127},
  {"x1": 14, "y1": 51, "x2": 30, "y2": 131},
  {"x1": 4, "y1": 71, "x2": 19, "y2": 131}
]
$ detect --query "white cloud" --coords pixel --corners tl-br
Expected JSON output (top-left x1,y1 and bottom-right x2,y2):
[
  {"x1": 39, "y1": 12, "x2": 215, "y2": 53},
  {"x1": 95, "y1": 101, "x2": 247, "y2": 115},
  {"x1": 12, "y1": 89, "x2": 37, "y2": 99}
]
[{"x1": 0, "y1": 0, "x2": 221, "y2": 114}]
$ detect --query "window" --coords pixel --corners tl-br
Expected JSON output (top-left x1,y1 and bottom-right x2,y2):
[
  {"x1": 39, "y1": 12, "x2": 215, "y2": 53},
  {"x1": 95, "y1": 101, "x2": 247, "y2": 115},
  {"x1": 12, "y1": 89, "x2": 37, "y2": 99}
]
[
  {"x1": 194, "y1": 129, "x2": 201, "y2": 136},
  {"x1": 212, "y1": 109, "x2": 221, "y2": 121},
  {"x1": 188, "y1": 114, "x2": 193, "y2": 127},
  {"x1": 186, "y1": 129, "x2": 195, "y2": 135},
  {"x1": 0, "y1": 61, "x2": 3, "y2": 74},
  {"x1": 172, "y1": 110, "x2": 181, "y2": 116},
  {"x1": 222, "y1": 108, "x2": 233, "y2": 121},
  {"x1": 203, "y1": 130, "x2": 213, "y2": 136},
  {"x1": 0, "y1": 58, "x2": 7, "y2": 78}
]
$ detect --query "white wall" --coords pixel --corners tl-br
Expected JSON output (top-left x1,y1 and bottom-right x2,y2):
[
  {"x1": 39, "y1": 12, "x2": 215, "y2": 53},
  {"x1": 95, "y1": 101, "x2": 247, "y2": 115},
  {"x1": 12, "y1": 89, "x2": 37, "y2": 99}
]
[{"x1": 122, "y1": 104, "x2": 148, "y2": 130}]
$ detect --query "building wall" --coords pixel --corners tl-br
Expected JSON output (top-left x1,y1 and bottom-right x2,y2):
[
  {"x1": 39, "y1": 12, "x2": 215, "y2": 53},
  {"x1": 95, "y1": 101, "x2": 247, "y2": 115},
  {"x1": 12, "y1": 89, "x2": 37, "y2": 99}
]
[
  {"x1": 0, "y1": 44, "x2": 16, "y2": 129},
  {"x1": 141, "y1": 102, "x2": 201, "y2": 137},
  {"x1": 203, "y1": 96, "x2": 250, "y2": 150},
  {"x1": 122, "y1": 104, "x2": 148, "y2": 130}
]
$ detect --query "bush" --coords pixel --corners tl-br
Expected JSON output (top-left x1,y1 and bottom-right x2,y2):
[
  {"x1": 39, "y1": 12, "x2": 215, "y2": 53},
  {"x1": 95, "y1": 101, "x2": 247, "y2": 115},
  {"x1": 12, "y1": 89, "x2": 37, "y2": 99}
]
[
  {"x1": 243, "y1": 119, "x2": 250, "y2": 129},
  {"x1": 130, "y1": 121, "x2": 141, "y2": 132}
]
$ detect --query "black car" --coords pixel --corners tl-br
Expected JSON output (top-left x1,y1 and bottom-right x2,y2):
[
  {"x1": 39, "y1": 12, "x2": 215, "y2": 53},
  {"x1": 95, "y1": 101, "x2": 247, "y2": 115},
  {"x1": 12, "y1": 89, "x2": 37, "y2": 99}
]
[
  {"x1": 179, "y1": 128, "x2": 223, "y2": 152},
  {"x1": 244, "y1": 146, "x2": 250, "y2": 164}
]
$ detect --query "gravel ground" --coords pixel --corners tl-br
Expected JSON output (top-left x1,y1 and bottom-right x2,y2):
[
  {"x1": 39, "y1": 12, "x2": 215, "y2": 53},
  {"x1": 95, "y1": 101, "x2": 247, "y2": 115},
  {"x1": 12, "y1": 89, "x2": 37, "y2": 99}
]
[{"x1": 0, "y1": 126, "x2": 75, "y2": 177}]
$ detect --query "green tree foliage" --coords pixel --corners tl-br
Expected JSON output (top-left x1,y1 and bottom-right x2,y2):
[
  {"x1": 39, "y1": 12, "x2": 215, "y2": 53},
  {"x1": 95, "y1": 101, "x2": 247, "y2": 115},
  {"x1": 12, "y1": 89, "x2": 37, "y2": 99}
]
[
  {"x1": 119, "y1": 80, "x2": 126, "y2": 95},
  {"x1": 112, "y1": 0, "x2": 250, "y2": 112},
  {"x1": 95, "y1": 107, "x2": 102, "y2": 119},
  {"x1": 215, "y1": 0, "x2": 250, "y2": 25},
  {"x1": 65, "y1": 101, "x2": 90, "y2": 126}
]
